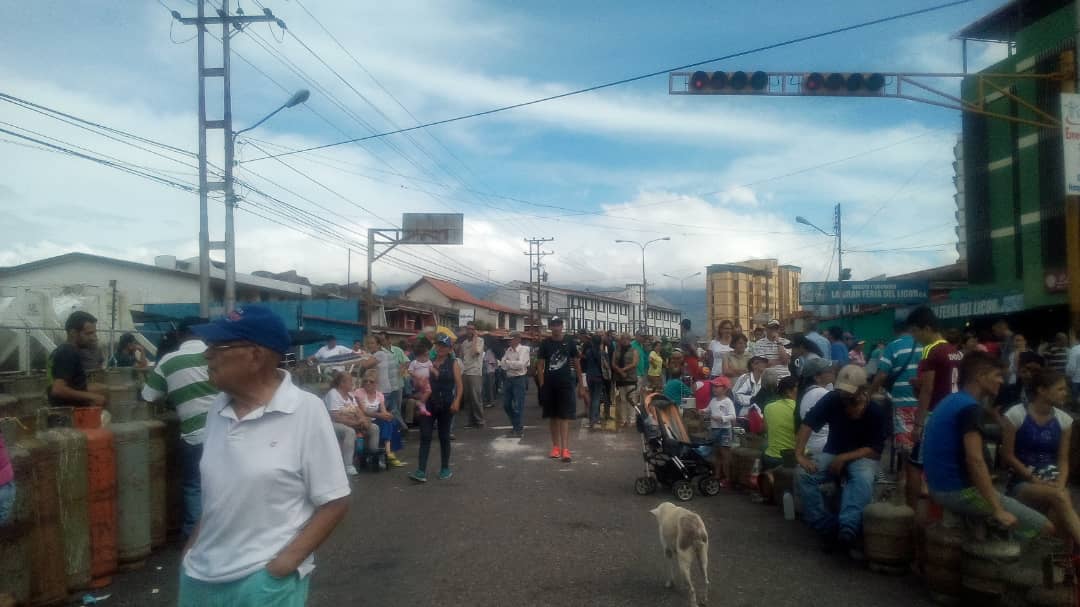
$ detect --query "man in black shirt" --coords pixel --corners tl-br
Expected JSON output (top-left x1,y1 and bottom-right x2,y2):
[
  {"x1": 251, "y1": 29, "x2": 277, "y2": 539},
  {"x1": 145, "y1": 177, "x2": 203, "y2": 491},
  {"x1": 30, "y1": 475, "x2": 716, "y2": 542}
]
[
  {"x1": 49, "y1": 310, "x2": 108, "y2": 406},
  {"x1": 538, "y1": 317, "x2": 586, "y2": 463}
]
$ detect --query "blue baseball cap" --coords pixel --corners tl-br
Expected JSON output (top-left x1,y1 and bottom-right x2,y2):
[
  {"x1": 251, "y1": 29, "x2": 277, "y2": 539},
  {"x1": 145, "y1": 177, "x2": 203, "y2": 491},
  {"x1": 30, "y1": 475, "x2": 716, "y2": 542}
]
[
  {"x1": 435, "y1": 334, "x2": 453, "y2": 347},
  {"x1": 192, "y1": 304, "x2": 291, "y2": 354}
]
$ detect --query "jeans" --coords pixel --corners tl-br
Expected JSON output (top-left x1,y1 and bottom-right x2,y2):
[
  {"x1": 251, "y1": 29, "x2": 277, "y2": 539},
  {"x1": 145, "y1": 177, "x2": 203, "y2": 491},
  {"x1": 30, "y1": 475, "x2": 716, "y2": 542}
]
[
  {"x1": 797, "y1": 452, "x2": 877, "y2": 537},
  {"x1": 383, "y1": 390, "x2": 406, "y2": 431},
  {"x1": 418, "y1": 406, "x2": 453, "y2": 473},
  {"x1": 179, "y1": 568, "x2": 309, "y2": 607},
  {"x1": 0, "y1": 481, "x2": 14, "y2": 525},
  {"x1": 587, "y1": 377, "x2": 605, "y2": 424},
  {"x1": 179, "y1": 441, "x2": 203, "y2": 538},
  {"x1": 503, "y1": 375, "x2": 527, "y2": 432}
]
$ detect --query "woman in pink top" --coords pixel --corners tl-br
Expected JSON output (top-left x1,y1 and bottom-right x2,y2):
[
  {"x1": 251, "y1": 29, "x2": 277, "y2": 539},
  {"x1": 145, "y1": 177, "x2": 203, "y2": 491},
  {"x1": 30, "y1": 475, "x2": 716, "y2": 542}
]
[{"x1": 0, "y1": 431, "x2": 13, "y2": 524}]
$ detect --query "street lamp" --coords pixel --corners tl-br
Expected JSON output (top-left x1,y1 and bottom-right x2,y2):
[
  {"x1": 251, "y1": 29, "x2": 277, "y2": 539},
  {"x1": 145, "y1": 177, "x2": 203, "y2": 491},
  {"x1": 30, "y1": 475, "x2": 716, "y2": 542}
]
[
  {"x1": 615, "y1": 237, "x2": 670, "y2": 331},
  {"x1": 794, "y1": 204, "x2": 843, "y2": 282},
  {"x1": 663, "y1": 271, "x2": 702, "y2": 313},
  {"x1": 219, "y1": 89, "x2": 310, "y2": 312}
]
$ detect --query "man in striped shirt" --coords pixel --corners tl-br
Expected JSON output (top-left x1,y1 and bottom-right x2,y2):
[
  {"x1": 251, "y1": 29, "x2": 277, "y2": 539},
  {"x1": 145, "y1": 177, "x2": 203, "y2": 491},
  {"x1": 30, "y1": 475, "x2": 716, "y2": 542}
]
[
  {"x1": 870, "y1": 319, "x2": 923, "y2": 507},
  {"x1": 141, "y1": 320, "x2": 219, "y2": 539}
]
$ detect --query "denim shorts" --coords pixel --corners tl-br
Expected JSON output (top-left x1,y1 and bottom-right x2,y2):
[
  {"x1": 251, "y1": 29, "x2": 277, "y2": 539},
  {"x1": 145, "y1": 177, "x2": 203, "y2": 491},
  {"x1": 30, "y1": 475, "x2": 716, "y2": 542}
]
[
  {"x1": 0, "y1": 481, "x2": 14, "y2": 524},
  {"x1": 931, "y1": 486, "x2": 1048, "y2": 540},
  {"x1": 711, "y1": 428, "x2": 732, "y2": 448}
]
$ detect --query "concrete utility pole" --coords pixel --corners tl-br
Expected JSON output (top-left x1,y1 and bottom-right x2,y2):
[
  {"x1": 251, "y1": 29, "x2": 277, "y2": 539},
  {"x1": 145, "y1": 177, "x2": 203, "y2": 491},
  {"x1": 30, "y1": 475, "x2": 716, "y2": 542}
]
[
  {"x1": 524, "y1": 237, "x2": 554, "y2": 333},
  {"x1": 175, "y1": 1, "x2": 277, "y2": 316}
]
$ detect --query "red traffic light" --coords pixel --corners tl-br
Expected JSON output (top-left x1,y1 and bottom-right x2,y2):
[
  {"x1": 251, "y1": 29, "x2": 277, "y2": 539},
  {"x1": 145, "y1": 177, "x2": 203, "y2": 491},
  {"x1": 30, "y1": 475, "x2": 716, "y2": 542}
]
[
  {"x1": 690, "y1": 71, "x2": 709, "y2": 91},
  {"x1": 805, "y1": 72, "x2": 824, "y2": 91}
]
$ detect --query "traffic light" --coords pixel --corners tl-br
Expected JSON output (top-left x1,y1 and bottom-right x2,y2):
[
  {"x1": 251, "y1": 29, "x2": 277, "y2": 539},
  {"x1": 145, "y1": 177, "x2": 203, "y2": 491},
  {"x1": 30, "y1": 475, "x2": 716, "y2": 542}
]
[
  {"x1": 688, "y1": 70, "x2": 771, "y2": 94},
  {"x1": 801, "y1": 72, "x2": 886, "y2": 96}
]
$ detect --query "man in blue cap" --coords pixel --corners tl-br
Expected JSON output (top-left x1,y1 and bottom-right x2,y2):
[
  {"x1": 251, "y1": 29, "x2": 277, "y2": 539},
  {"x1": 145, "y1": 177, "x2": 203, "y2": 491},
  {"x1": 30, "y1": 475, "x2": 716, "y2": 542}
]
[{"x1": 179, "y1": 305, "x2": 350, "y2": 607}]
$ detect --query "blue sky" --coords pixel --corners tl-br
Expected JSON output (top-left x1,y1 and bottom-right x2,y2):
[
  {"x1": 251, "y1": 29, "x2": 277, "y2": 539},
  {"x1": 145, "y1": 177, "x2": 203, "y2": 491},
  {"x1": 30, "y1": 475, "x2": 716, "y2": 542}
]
[{"x1": 0, "y1": 0, "x2": 1009, "y2": 292}]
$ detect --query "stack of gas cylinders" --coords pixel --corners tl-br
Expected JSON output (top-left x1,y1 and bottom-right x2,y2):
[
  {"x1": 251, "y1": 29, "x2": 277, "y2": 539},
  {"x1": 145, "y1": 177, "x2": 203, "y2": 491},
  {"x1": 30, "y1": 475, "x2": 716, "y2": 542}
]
[{"x1": 0, "y1": 369, "x2": 183, "y2": 606}]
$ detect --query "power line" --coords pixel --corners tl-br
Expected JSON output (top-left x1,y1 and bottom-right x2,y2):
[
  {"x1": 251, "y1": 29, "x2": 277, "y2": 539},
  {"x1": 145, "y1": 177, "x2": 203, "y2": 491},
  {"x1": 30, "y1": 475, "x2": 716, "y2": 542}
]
[{"x1": 241, "y1": 0, "x2": 972, "y2": 162}]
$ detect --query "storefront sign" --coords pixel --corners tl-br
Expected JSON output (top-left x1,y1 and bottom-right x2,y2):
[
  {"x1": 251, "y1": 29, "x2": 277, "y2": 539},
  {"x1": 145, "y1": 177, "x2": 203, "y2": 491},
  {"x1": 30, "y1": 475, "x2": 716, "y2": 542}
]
[
  {"x1": 799, "y1": 281, "x2": 929, "y2": 305},
  {"x1": 458, "y1": 308, "x2": 475, "y2": 324},
  {"x1": 1062, "y1": 93, "x2": 1080, "y2": 193},
  {"x1": 926, "y1": 294, "x2": 1025, "y2": 321}
]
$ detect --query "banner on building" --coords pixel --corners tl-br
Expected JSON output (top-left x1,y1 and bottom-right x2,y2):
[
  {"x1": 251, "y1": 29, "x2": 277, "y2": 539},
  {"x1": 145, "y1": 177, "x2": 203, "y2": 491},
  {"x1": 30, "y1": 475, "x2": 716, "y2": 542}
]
[
  {"x1": 458, "y1": 308, "x2": 475, "y2": 324},
  {"x1": 1062, "y1": 93, "x2": 1080, "y2": 193},
  {"x1": 799, "y1": 281, "x2": 929, "y2": 305},
  {"x1": 895, "y1": 293, "x2": 1025, "y2": 322}
]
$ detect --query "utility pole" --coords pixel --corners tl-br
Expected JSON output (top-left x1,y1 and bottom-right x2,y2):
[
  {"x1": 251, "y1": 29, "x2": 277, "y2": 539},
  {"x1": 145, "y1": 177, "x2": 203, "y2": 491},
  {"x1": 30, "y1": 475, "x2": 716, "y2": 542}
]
[
  {"x1": 524, "y1": 237, "x2": 554, "y2": 333},
  {"x1": 1068, "y1": 0, "x2": 1080, "y2": 338},
  {"x1": 175, "y1": 1, "x2": 277, "y2": 315}
]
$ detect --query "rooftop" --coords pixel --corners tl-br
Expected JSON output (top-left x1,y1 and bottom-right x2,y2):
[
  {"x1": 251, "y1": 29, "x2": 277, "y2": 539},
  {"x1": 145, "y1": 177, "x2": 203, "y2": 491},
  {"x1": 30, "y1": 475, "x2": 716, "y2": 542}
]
[
  {"x1": 407, "y1": 276, "x2": 521, "y2": 315},
  {"x1": 955, "y1": 0, "x2": 1071, "y2": 43}
]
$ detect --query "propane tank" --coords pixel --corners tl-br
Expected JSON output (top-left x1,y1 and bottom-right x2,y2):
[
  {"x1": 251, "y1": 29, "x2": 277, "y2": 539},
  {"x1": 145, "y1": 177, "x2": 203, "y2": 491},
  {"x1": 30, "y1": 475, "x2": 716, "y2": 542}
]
[
  {"x1": 109, "y1": 397, "x2": 151, "y2": 569},
  {"x1": 0, "y1": 418, "x2": 31, "y2": 605},
  {"x1": 731, "y1": 447, "x2": 761, "y2": 489},
  {"x1": 137, "y1": 404, "x2": 168, "y2": 550},
  {"x1": 0, "y1": 393, "x2": 17, "y2": 417},
  {"x1": 961, "y1": 533, "x2": 1021, "y2": 600},
  {"x1": 925, "y1": 522, "x2": 964, "y2": 605},
  {"x1": 38, "y1": 407, "x2": 91, "y2": 591},
  {"x1": 9, "y1": 375, "x2": 48, "y2": 417},
  {"x1": 73, "y1": 407, "x2": 116, "y2": 588},
  {"x1": 16, "y1": 415, "x2": 68, "y2": 605},
  {"x1": 861, "y1": 500, "x2": 915, "y2": 575}
]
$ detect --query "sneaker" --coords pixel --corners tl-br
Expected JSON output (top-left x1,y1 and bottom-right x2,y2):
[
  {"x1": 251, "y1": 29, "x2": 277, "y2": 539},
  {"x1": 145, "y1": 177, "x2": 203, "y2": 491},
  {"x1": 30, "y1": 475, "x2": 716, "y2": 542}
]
[
  {"x1": 408, "y1": 470, "x2": 427, "y2": 483},
  {"x1": 438, "y1": 468, "x2": 453, "y2": 480},
  {"x1": 387, "y1": 454, "x2": 407, "y2": 468},
  {"x1": 345, "y1": 465, "x2": 359, "y2": 477},
  {"x1": 561, "y1": 449, "x2": 572, "y2": 463},
  {"x1": 549, "y1": 446, "x2": 561, "y2": 459}
]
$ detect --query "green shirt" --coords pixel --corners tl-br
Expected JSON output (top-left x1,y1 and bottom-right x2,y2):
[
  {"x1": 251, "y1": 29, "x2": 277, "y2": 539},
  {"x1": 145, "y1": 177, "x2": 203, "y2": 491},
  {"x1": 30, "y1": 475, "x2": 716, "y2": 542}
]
[
  {"x1": 763, "y1": 397, "x2": 798, "y2": 459},
  {"x1": 631, "y1": 340, "x2": 648, "y2": 377}
]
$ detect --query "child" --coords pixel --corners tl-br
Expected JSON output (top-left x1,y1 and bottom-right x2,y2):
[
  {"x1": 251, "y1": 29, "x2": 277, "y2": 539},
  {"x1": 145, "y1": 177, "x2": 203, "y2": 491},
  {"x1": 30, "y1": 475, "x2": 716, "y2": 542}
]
[
  {"x1": 759, "y1": 375, "x2": 799, "y2": 504},
  {"x1": 408, "y1": 342, "x2": 434, "y2": 417},
  {"x1": 705, "y1": 375, "x2": 736, "y2": 488}
]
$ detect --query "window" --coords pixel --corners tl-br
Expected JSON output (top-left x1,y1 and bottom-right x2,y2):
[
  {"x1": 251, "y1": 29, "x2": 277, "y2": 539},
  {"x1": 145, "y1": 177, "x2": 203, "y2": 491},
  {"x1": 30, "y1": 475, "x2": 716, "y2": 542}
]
[{"x1": 585, "y1": 299, "x2": 592, "y2": 310}]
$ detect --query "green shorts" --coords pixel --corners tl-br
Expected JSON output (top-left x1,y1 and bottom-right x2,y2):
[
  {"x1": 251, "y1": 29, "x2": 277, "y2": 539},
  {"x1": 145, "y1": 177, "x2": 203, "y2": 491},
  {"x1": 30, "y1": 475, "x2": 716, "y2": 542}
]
[
  {"x1": 179, "y1": 567, "x2": 310, "y2": 607},
  {"x1": 931, "y1": 487, "x2": 1049, "y2": 541}
]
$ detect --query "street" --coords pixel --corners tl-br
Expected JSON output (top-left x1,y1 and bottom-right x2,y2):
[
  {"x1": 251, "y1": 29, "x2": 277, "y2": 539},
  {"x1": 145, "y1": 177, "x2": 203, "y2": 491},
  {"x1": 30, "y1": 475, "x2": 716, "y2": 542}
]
[{"x1": 96, "y1": 388, "x2": 934, "y2": 607}]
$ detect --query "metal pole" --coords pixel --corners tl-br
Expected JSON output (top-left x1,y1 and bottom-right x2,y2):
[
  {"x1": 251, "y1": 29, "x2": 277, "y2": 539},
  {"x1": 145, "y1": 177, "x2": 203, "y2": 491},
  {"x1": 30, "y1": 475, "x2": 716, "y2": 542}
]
[
  {"x1": 835, "y1": 203, "x2": 844, "y2": 321},
  {"x1": 346, "y1": 247, "x2": 351, "y2": 294},
  {"x1": 367, "y1": 229, "x2": 374, "y2": 335},
  {"x1": 640, "y1": 244, "x2": 647, "y2": 332},
  {"x1": 196, "y1": 0, "x2": 210, "y2": 318},
  {"x1": 222, "y1": 0, "x2": 237, "y2": 313}
]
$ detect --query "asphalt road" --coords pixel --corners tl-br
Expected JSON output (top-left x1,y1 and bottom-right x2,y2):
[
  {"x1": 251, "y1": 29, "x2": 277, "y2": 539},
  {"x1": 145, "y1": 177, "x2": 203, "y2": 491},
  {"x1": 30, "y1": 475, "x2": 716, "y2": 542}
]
[{"x1": 98, "y1": 389, "x2": 935, "y2": 607}]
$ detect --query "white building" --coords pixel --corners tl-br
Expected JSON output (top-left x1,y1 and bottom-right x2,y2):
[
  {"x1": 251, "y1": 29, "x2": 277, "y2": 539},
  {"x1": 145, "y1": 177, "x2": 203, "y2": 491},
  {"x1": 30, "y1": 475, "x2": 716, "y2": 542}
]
[{"x1": 489, "y1": 281, "x2": 683, "y2": 338}]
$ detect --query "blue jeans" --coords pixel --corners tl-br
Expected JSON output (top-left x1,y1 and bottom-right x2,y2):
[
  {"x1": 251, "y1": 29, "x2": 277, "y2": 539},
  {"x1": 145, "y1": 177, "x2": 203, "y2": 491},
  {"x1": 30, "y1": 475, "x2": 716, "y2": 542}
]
[
  {"x1": 384, "y1": 390, "x2": 406, "y2": 431},
  {"x1": 587, "y1": 377, "x2": 604, "y2": 424},
  {"x1": 0, "y1": 481, "x2": 15, "y2": 524},
  {"x1": 179, "y1": 441, "x2": 203, "y2": 538},
  {"x1": 797, "y1": 452, "x2": 877, "y2": 537},
  {"x1": 503, "y1": 375, "x2": 527, "y2": 432}
]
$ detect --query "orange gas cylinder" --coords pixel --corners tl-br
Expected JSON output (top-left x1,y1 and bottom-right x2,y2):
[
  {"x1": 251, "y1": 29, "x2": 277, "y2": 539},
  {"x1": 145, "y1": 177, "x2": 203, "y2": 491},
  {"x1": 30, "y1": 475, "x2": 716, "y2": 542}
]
[
  {"x1": 73, "y1": 407, "x2": 117, "y2": 589},
  {"x1": 17, "y1": 414, "x2": 67, "y2": 605}
]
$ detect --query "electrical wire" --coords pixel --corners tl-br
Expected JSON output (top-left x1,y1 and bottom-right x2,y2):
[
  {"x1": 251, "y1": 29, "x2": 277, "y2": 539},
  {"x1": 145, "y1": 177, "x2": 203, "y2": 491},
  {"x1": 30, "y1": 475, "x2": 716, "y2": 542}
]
[{"x1": 241, "y1": 0, "x2": 973, "y2": 162}]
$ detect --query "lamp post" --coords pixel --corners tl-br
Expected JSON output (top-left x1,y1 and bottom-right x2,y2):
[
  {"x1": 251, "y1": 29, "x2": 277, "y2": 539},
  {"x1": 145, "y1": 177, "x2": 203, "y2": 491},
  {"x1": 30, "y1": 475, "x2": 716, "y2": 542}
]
[
  {"x1": 615, "y1": 237, "x2": 670, "y2": 332},
  {"x1": 796, "y1": 203, "x2": 844, "y2": 316},
  {"x1": 220, "y1": 89, "x2": 310, "y2": 312},
  {"x1": 663, "y1": 271, "x2": 702, "y2": 314}
]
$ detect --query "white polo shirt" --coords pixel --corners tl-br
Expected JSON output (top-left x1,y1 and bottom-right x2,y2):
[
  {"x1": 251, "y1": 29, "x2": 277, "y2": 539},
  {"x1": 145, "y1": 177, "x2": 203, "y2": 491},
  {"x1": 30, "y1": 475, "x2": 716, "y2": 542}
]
[{"x1": 182, "y1": 370, "x2": 350, "y2": 583}]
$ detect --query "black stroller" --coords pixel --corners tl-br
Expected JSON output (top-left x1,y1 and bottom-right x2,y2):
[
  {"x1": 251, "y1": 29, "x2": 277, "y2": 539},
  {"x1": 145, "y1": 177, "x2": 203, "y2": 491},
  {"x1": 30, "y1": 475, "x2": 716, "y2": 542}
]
[{"x1": 633, "y1": 393, "x2": 719, "y2": 501}]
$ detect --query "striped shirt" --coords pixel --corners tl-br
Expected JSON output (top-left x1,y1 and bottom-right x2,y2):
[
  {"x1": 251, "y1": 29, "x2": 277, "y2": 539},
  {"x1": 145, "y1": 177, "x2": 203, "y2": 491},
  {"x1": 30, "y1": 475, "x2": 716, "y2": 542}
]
[
  {"x1": 752, "y1": 337, "x2": 791, "y2": 378},
  {"x1": 141, "y1": 339, "x2": 218, "y2": 445},
  {"x1": 876, "y1": 334, "x2": 922, "y2": 409}
]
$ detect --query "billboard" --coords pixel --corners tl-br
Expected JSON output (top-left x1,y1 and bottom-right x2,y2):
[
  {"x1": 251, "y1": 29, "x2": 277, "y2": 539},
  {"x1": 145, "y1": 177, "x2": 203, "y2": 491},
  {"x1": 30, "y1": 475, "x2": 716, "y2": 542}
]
[
  {"x1": 401, "y1": 213, "x2": 463, "y2": 245},
  {"x1": 799, "y1": 281, "x2": 929, "y2": 305},
  {"x1": 1062, "y1": 93, "x2": 1080, "y2": 193}
]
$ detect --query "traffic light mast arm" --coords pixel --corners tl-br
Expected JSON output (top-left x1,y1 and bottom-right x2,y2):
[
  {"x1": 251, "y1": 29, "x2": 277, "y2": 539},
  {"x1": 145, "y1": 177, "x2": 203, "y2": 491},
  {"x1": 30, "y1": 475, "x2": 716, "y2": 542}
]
[{"x1": 670, "y1": 70, "x2": 1067, "y2": 129}]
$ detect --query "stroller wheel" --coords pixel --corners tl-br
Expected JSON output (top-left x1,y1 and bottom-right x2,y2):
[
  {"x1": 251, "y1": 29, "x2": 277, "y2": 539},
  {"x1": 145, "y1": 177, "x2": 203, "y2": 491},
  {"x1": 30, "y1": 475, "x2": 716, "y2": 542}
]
[
  {"x1": 672, "y1": 479, "x2": 694, "y2": 502},
  {"x1": 698, "y1": 477, "x2": 721, "y2": 497},
  {"x1": 634, "y1": 477, "x2": 655, "y2": 496}
]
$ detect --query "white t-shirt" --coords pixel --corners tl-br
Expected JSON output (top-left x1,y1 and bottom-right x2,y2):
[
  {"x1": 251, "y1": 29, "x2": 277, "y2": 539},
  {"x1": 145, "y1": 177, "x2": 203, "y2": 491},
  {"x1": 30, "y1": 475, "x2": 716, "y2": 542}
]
[
  {"x1": 182, "y1": 370, "x2": 350, "y2": 583},
  {"x1": 408, "y1": 359, "x2": 433, "y2": 380},
  {"x1": 708, "y1": 340, "x2": 733, "y2": 376},
  {"x1": 799, "y1": 385, "x2": 830, "y2": 454},
  {"x1": 373, "y1": 350, "x2": 393, "y2": 393},
  {"x1": 707, "y1": 397, "x2": 736, "y2": 430},
  {"x1": 323, "y1": 388, "x2": 357, "y2": 413}
]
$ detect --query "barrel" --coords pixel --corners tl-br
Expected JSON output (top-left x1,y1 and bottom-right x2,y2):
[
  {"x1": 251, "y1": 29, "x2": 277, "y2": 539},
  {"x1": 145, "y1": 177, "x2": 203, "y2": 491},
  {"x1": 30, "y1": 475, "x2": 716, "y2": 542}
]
[
  {"x1": 0, "y1": 418, "x2": 31, "y2": 605},
  {"x1": 16, "y1": 415, "x2": 68, "y2": 605},
  {"x1": 38, "y1": 408, "x2": 91, "y2": 592},
  {"x1": 73, "y1": 407, "x2": 116, "y2": 588},
  {"x1": 109, "y1": 400, "x2": 151, "y2": 569},
  {"x1": 731, "y1": 447, "x2": 761, "y2": 489},
  {"x1": 139, "y1": 406, "x2": 168, "y2": 550},
  {"x1": 961, "y1": 536, "x2": 1021, "y2": 600},
  {"x1": 862, "y1": 501, "x2": 914, "y2": 575},
  {"x1": 925, "y1": 522, "x2": 964, "y2": 605},
  {"x1": 158, "y1": 409, "x2": 184, "y2": 540}
]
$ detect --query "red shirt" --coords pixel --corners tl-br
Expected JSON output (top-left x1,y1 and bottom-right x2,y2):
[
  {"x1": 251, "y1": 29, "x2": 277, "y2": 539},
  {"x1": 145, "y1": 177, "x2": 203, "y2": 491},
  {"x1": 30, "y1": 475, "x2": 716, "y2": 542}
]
[{"x1": 917, "y1": 340, "x2": 962, "y2": 411}]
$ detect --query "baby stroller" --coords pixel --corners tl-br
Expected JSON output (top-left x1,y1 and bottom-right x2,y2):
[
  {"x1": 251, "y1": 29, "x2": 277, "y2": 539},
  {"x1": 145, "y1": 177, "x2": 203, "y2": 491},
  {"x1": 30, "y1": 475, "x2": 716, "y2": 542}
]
[{"x1": 633, "y1": 393, "x2": 719, "y2": 501}]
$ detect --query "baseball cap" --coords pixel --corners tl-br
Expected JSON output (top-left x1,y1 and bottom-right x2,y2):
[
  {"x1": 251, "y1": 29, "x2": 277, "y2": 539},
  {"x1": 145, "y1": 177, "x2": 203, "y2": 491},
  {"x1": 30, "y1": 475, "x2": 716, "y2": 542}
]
[
  {"x1": 767, "y1": 319, "x2": 781, "y2": 328},
  {"x1": 748, "y1": 355, "x2": 768, "y2": 365},
  {"x1": 548, "y1": 316, "x2": 563, "y2": 326},
  {"x1": 801, "y1": 357, "x2": 832, "y2": 379},
  {"x1": 192, "y1": 304, "x2": 291, "y2": 354},
  {"x1": 708, "y1": 375, "x2": 732, "y2": 389},
  {"x1": 509, "y1": 331, "x2": 521, "y2": 339},
  {"x1": 435, "y1": 334, "x2": 453, "y2": 347},
  {"x1": 835, "y1": 365, "x2": 868, "y2": 394}
]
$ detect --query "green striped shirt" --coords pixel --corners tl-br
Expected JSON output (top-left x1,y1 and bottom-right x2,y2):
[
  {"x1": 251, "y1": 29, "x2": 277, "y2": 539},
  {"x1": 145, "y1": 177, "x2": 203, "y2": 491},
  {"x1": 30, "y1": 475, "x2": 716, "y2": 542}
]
[{"x1": 141, "y1": 339, "x2": 218, "y2": 444}]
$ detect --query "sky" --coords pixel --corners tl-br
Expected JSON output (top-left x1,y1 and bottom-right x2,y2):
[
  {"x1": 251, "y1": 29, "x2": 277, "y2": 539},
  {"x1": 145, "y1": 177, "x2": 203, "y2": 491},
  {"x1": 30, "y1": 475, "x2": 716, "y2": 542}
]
[{"x1": 0, "y1": 0, "x2": 1011, "y2": 297}]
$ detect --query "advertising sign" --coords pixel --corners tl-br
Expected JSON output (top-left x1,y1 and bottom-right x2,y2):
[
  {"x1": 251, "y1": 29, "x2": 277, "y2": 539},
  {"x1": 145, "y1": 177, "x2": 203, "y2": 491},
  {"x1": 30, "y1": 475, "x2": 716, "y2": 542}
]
[
  {"x1": 799, "y1": 281, "x2": 929, "y2": 305},
  {"x1": 1062, "y1": 93, "x2": 1080, "y2": 193},
  {"x1": 458, "y1": 308, "x2": 475, "y2": 324}
]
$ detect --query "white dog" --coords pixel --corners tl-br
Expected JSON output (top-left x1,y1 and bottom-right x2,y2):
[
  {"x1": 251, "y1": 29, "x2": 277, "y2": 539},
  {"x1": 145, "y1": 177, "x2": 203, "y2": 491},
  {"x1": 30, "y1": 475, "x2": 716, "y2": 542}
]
[{"x1": 650, "y1": 502, "x2": 709, "y2": 606}]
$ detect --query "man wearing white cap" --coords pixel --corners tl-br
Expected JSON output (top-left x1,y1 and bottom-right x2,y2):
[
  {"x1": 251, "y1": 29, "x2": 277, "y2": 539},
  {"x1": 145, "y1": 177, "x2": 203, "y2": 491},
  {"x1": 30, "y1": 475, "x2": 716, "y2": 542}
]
[{"x1": 752, "y1": 319, "x2": 791, "y2": 379}]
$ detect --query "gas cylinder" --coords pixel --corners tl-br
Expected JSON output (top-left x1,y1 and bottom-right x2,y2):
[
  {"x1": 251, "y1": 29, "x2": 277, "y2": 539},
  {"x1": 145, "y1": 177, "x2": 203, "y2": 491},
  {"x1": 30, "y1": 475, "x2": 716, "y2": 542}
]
[
  {"x1": 73, "y1": 407, "x2": 116, "y2": 588},
  {"x1": 861, "y1": 501, "x2": 915, "y2": 575},
  {"x1": 961, "y1": 535, "x2": 1021, "y2": 600},
  {"x1": 1000, "y1": 537, "x2": 1060, "y2": 607},
  {"x1": 108, "y1": 399, "x2": 151, "y2": 569},
  {"x1": 731, "y1": 447, "x2": 761, "y2": 489},
  {"x1": 924, "y1": 522, "x2": 964, "y2": 605},
  {"x1": 9, "y1": 375, "x2": 47, "y2": 417},
  {"x1": 138, "y1": 404, "x2": 168, "y2": 550},
  {"x1": 158, "y1": 408, "x2": 184, "y2": 540},
  {"x1": 0, "y1": 418, "x2": 31, "y2": 605},
  {"x1": 16, "y1": 415, "x2": 68, "y2": 605},
  {"x1": 0, "y1": 393, "x2": 17, "y2": 417},
  {"x1": 105, "y1": 368, "x2": 138, "y2": 409},
  {"x1": 38, "y1": 408, "x2": 91, "y2": 591}
]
